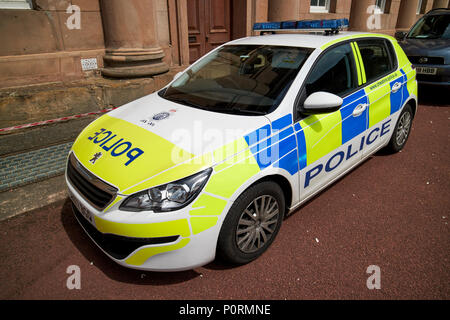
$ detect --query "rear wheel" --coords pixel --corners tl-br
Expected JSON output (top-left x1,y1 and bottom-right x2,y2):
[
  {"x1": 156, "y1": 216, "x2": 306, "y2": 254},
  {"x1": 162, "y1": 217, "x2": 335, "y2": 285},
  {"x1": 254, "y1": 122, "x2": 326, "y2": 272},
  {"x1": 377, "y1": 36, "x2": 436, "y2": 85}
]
[
  {"x1": 386, "y1": 104, "x2": 413, "y2": 153},
  {"x1": 217, "y1": 181, "x2": 285, "y2": 265}
]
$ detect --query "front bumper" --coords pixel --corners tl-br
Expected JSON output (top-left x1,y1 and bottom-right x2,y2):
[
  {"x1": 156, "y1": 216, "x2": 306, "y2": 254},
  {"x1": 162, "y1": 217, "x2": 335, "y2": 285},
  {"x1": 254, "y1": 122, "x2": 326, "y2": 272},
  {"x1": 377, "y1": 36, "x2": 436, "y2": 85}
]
[{"x1": 66, "y1": 175, "x2": 226, "y2": 271}]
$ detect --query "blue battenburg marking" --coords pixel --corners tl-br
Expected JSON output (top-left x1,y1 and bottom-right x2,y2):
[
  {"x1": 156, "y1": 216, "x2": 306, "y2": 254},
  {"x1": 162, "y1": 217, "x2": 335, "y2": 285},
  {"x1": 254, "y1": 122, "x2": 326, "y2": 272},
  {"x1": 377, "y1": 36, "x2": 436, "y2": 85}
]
[
  {"x1": 400, "y1": 69, "x2": 410, "y2": 108},
  {"x1": 274, "y1": 149, "x2": 299, "y2": 175},
  {"x1": 340, "y1": 89, "x2": 368, "y2": 144},
  {"x1": 390, "y1": 75, "x2": 404, "y2": 115},
  {"x1": 271, "y1": 114, "x2": 293, "y2": 131},
  {"x1": 244, "y1": 124, "x2": 271, "y2": 147}
]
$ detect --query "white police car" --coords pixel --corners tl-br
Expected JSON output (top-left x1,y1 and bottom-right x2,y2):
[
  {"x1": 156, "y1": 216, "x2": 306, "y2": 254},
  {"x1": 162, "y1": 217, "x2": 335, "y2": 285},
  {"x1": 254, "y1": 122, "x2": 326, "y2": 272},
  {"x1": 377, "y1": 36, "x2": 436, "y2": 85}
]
[{"x1": 66, "y1": 20, "x2": 418, "y2": 271}]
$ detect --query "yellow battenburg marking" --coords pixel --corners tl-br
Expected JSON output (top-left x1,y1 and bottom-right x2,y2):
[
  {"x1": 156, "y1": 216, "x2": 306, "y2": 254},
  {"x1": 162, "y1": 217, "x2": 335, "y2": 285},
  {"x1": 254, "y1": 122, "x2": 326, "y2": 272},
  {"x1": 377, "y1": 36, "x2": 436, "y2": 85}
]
[
  {"x1": 366, "y1": 71, "x2": 401, "y2": 127},
  {"x1": 72, "y1": 114, "x2": 194, "y2": 192},
  {"x1": 300, "y1": 112, "x2": 342, "y2": 165},
  {"x1": 94, "y1": 217, "x2": 191, "y2": 238},
  {"x1": 124, "y1": 152, "x2": 213, "y2": 195},
  {"x1": 213, "y1": 137, "x2": 249, "y2": 163},
  {"x1": 190, "y1": 217, "x2": 219, "y2": 235},
  {"x1": 125, "y1": 238, "x2": 190, "y2": 266},
  {"x1": 190, "y1": 194, "x2": 227, "y2": 216},
  {"x1": 205, "y1": 157, "x2": 260, "y2": 199},
  {"x1": 353, "y1": 43, "x2": 367, "y2": 83}
]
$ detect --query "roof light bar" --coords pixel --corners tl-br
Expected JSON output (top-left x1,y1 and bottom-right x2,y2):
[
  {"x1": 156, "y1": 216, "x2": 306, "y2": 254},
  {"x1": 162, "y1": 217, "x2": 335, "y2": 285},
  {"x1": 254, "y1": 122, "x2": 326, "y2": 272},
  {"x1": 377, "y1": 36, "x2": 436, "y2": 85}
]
[{"x1": 253, "y1": 18, "x2": 349, "y2": 34}]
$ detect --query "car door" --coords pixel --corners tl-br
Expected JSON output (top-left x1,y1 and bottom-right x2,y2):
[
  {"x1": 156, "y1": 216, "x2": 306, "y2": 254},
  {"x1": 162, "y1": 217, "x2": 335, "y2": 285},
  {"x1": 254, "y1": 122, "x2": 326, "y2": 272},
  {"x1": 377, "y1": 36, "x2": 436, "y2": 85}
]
[
  {"x1": 354, "y1": 39, "x2": 403, "y2": 157},
  {"x1": 294, "y1": 42, "x2": 367, "y2": 201}
]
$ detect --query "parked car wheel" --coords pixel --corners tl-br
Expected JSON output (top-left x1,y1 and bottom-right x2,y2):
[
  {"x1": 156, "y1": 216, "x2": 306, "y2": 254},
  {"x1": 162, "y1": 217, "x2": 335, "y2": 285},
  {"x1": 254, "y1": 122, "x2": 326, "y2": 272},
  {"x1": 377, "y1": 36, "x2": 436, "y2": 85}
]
[{"x1": 217, "y1": 181, "x2": 285, "y2": 265}]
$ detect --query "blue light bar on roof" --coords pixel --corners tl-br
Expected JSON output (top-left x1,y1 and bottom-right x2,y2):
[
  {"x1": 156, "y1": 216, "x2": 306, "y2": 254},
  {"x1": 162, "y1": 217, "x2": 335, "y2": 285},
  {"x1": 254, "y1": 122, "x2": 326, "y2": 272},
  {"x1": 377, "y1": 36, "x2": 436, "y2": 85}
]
[{"x1": 253, "y1": 18, "x2": 349, "y2": 31}]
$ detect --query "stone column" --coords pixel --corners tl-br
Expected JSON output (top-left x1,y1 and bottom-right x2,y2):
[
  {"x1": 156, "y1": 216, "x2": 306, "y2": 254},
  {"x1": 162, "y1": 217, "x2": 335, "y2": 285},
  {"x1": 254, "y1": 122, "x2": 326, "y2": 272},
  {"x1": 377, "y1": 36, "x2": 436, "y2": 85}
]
[
  {"x1": 348, "y1": 0, "x2": 373, "y2": 31},
  {"x1": 396, "y1": 0, "x2": 420, "y2": 29},
  {"x1": 100, "y1": 0, "x2": 169, "y2": 78}
]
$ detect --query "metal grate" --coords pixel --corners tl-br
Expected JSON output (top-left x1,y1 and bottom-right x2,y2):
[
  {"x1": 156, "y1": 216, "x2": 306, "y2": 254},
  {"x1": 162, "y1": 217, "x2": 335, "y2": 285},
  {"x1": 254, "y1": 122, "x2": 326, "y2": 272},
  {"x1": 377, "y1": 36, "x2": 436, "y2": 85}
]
[{"x1": 66, "y1": 153, "x2": 117, "y2": 210}]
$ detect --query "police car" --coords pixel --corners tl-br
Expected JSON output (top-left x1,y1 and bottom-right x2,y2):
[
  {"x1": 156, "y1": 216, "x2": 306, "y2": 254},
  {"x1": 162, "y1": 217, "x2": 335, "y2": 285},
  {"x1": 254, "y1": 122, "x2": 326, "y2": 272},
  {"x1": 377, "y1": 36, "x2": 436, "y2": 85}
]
[{"x1": 66, "y1": 19, "x2": 418, "y2": 271}]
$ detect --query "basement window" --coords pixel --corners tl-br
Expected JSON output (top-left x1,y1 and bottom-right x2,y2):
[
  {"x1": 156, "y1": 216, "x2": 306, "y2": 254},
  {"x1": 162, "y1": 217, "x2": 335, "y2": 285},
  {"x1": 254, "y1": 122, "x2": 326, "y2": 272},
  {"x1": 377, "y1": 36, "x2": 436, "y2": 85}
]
[{"x1": 0, "y1": 0, "x2": 33, "y2": 9}]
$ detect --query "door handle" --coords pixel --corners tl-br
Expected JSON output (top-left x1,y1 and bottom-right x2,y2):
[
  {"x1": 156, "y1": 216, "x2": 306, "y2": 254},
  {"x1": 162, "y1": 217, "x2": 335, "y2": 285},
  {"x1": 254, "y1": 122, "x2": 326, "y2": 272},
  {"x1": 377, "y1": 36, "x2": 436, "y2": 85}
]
[
  {"x1": 352, "y1": 103, "x2": 368, "y2": 117},
  {"x1": 392, "y1": 82, "x2": 402, "y2": 93}
]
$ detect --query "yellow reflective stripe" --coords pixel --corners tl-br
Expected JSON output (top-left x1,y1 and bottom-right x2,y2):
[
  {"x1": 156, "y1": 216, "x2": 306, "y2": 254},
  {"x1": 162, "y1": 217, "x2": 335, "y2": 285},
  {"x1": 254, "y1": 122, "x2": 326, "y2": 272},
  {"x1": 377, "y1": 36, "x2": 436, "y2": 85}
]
[
  {"x1": 125, "y1": 238, "x2": 190, "y2": 266},
  {"x1": 72, "y1": 114, "x2": 194, "y2": 192},
  {"x1": 190, "y1": 194, "x2": 227, "y2": 216},
  {"x1": 214, "y1": 148, "x2": 254, "y2": 172},
  {"x1": 353, "y1": 42, "x2": 367, "y2": 84},
  {"x1": 124, "y1": 152, "x2": 213, "y2": 195},
  {"x1": 190, "y1": 217, "x2": 218, "y2": 235},
  {"x1": 94, "y1": 217, "x2": 191, "y2": 238},
  {"x1": 351, "y1": 42, "x2": 363, "y2": 86},
  {"x1": 205, "y1": 157, "x2": 260, "y2": 199},
  {"x1": 300, "y1": 112, "x2": 342, "y2": 166}
]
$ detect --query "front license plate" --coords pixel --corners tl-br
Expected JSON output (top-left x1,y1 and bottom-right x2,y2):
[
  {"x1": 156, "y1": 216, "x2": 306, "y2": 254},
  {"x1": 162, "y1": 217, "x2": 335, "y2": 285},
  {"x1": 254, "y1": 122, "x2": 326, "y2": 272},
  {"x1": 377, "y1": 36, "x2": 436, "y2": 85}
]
[
  {"x1": 416, "y1": 67, "x2": 437, "y2": 75},
  {"x1": 69, "y1": 191, "x2": 96, "y2": 226}
]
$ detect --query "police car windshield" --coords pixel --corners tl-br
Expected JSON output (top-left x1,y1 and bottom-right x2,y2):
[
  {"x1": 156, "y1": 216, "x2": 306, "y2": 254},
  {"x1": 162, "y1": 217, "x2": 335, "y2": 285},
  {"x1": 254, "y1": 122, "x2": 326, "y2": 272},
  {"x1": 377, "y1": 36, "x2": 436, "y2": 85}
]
[
  {"x1": 161, "y1": 45, "x2": 312, "y2": 115},
  {"x1": 407, "y1": 14, "x2": 450, "y2": 39}
]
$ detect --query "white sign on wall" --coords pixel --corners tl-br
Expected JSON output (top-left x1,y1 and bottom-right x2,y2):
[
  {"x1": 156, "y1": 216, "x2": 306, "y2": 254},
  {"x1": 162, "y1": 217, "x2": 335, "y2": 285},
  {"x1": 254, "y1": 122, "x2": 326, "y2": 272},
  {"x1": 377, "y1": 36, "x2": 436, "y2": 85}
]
[{"x1": 81, "y1": 58, "x2": 98, "y2": 71}]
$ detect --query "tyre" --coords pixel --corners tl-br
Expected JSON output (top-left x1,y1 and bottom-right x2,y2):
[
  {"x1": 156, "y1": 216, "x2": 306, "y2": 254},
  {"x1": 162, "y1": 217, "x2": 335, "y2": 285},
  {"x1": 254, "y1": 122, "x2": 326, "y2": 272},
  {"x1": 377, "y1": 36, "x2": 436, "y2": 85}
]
[
  {"x1": 386, "y1": 104, "x2": 413, "y2": 153},
  {"x1": 217, "y1": 181, "x2": 285, "y2": 265}
]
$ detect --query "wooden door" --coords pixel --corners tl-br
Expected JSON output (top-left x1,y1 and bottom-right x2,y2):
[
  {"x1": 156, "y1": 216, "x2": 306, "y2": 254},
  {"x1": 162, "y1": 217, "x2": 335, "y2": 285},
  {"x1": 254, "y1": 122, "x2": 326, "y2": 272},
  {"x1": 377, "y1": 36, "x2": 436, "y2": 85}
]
[{"x1": 187, "y1": 0, "x2": 230, "y2": 64}]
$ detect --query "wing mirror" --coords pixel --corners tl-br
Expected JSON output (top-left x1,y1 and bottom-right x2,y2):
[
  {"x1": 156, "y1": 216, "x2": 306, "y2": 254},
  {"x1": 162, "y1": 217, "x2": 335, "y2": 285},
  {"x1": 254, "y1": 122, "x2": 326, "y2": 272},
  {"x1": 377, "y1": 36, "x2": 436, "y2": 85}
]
[{"x1": 302, "y1": 92, "x2": 343, "y2": 114}]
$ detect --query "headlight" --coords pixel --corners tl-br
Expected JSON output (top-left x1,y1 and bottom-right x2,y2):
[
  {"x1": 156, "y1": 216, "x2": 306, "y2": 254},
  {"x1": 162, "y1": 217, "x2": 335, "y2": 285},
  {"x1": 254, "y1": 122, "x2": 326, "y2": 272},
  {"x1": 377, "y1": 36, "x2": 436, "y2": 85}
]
[{"x1": 120, "y1": 168, "x2": 212, "y2": 212}]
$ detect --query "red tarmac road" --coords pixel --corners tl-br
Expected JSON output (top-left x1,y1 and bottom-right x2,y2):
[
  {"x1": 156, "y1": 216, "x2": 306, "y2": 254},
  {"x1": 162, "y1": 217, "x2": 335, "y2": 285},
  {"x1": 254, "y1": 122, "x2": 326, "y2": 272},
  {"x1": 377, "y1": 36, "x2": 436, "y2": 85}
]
[{"x1": 1, "y1": 88, "x2": 449, "y2": 300}]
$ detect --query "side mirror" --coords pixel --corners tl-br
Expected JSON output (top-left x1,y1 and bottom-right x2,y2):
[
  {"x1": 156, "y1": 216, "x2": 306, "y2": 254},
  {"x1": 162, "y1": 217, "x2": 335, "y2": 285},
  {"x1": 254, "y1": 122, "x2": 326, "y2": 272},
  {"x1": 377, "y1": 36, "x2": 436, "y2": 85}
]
[
  {"x1": 303, "y1": 92, "x2": 343, "y2": 114},
  {"x1": 395, "y1": 31, "x2": 407, "y2": 41}
]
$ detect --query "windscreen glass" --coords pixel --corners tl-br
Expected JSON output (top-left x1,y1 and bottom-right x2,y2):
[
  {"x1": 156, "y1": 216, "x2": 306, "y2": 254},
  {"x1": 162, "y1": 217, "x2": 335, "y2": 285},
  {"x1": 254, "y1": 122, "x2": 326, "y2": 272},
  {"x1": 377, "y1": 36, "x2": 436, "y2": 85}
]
[
  {"x1": 161, "y1": 45, "x2": 312, "y2": 115},
  {"x1": 408, "y1": 14, "x2": 450, "y2": 39}
]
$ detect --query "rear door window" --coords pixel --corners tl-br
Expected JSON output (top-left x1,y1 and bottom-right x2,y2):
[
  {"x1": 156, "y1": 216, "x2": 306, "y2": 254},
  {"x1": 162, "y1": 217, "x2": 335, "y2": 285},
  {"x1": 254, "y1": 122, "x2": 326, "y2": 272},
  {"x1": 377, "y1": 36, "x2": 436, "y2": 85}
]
[{"x1": 356, "y1": 39, "x2": 394, "y2": 83}]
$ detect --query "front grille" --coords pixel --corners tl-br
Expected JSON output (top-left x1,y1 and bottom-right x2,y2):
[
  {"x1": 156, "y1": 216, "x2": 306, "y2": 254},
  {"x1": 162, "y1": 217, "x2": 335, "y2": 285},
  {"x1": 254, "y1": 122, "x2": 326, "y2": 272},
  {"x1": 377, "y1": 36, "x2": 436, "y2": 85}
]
[
  {"x1": 72, "y1": 204, "x2": 180, "y2": 260},
  {"x1": 67, "y1": 153, "x2": 117, "y2": 210},
  {"x1": 409, "y1": 56, "x2": 445, "y2": 65}
]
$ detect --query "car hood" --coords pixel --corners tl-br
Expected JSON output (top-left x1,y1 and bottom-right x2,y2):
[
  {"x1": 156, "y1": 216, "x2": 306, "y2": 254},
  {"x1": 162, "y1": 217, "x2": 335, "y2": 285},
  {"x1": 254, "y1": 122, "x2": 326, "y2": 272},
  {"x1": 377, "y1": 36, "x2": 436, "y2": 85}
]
[
  {"x1": 71, "y1": 92, "x2": 269, "y2": 195},
  {"x1": 399, "y1": 38, "x2": 450, "y2": 63}
]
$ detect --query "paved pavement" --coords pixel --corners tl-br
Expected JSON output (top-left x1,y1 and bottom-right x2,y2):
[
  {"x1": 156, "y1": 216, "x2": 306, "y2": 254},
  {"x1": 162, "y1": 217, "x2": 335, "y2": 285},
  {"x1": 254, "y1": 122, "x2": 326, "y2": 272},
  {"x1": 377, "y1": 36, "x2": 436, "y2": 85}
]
[{"x1": 0, "y1": 89, "x2": 448, "y2": 300}]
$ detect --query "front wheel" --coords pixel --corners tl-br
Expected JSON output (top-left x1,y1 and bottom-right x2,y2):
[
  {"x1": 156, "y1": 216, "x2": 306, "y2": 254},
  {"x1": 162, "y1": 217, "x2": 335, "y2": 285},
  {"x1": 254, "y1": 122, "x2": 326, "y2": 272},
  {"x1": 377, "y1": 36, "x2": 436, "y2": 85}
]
[
  {"x1": 217, "y1": 181, "x2": 285, "y2": 265},
  {"x1": 386, "y1": 104, "x2": 413, "y2": 153}
]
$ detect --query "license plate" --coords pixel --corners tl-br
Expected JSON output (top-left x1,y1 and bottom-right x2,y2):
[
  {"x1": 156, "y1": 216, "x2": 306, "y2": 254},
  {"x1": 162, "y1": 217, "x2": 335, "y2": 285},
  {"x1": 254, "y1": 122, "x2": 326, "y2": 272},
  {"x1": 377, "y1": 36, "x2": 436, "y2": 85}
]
[
  {"x1": 416, "y1": 67, "x2": 437, "y2": 75},
  {"x1": 69, "y1": 191, "x2": 95, "y2": 226}
]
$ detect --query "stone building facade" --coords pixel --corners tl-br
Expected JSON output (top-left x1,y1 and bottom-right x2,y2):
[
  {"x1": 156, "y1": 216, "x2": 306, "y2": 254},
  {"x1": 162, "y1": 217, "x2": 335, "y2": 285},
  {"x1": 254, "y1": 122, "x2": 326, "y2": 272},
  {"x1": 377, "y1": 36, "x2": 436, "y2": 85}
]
[{"x1": 1, "y1": 0, "x2": 449, "y2": 90}]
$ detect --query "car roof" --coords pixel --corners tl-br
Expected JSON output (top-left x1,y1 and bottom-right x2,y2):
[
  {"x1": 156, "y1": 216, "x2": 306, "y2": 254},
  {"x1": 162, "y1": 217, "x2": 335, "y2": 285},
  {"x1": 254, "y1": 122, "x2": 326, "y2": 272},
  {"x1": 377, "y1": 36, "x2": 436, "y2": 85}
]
[{"x1": 228, "y1": 32, "x2": 392, "y2": 49}]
